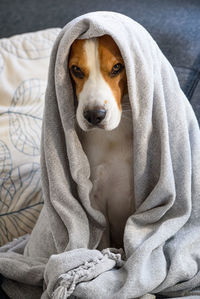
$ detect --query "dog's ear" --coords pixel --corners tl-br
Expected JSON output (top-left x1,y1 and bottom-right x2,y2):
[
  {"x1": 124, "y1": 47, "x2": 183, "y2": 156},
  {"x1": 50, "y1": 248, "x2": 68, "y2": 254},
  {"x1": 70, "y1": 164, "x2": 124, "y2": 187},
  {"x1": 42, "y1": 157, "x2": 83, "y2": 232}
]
[
  {"x1": 67, "y1": 60, "x2": 78, "y2": 110},
  {"x1": 70, "y1": 75, "x2": 78, "y2": 110},
  {"x1": 67, "y1": 48, "x2": 78, "y2": 110}
]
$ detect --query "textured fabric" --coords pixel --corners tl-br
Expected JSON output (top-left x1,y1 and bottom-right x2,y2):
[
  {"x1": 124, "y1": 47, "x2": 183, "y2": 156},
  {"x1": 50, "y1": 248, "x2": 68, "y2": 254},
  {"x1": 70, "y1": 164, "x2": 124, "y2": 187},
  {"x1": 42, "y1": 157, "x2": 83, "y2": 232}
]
[
  {"x1": 0, "y1": 11, "x2": 200, "y2": 299},
  {"x1": 0, "y1": 28, "x2": 60, "y2": 245}
]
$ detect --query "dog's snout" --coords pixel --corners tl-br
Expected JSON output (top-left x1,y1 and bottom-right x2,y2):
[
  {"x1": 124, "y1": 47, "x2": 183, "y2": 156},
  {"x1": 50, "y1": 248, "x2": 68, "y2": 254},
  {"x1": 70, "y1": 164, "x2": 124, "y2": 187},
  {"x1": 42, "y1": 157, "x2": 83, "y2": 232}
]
[{"x1": 84, "y1": 108, "x2": 106, "y2": 125}]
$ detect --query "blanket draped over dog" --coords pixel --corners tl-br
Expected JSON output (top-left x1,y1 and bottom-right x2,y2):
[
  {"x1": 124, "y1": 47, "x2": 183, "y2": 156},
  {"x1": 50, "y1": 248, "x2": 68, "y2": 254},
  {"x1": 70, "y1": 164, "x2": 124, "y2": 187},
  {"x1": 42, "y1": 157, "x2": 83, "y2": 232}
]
[{"x1": 0, "y1": 11, "x2": 200, "y2": 299}]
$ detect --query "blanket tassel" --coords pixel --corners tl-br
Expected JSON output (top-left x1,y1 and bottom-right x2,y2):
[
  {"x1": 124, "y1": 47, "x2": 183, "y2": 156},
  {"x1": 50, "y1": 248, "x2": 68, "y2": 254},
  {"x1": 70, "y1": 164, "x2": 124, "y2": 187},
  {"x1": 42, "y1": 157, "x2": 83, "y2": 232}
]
[{"x1": 52, "y1": 285, "x2": 71, "y2": 299}]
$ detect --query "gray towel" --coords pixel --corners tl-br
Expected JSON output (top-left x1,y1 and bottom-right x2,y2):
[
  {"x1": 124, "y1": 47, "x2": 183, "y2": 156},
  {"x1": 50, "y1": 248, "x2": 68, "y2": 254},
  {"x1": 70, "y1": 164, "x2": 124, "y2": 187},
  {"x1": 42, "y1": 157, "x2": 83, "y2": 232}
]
[{"x1": 1, "y1": 11, "x2": 200, "y2": 299}]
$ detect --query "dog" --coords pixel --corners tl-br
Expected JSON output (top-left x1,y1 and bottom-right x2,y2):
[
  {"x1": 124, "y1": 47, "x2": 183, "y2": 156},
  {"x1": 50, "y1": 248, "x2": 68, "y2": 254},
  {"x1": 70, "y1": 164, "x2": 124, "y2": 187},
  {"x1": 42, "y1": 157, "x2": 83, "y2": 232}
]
[{"x1": 68, "y1": 35, "x2": 135, "y2": 249}]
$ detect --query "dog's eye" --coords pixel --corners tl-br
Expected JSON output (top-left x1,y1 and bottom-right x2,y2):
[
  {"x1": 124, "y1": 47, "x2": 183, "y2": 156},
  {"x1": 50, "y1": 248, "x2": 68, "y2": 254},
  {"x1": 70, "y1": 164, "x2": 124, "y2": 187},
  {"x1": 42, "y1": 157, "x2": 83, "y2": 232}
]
[
  {"x1": 111, "y1": 63, "x2": 124, "y2": 77},
  {"x1": 71, "y1": 65, "x2": 84, "y2": 79}
]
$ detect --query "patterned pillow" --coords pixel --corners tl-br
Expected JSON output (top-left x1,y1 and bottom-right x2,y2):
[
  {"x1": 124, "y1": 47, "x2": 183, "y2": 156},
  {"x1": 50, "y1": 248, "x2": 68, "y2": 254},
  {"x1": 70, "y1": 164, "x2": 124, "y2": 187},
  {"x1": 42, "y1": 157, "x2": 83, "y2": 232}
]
[{"x1": 0, "y1": 28, "x2": 61, "y2": 245}]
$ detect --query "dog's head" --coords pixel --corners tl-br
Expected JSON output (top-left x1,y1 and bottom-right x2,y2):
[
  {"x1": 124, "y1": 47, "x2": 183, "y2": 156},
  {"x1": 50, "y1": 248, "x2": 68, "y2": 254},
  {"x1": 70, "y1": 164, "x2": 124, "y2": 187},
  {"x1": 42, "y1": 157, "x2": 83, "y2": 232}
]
[{"x1": 68, "y1": 35, "x2": 127, "y2": 131}]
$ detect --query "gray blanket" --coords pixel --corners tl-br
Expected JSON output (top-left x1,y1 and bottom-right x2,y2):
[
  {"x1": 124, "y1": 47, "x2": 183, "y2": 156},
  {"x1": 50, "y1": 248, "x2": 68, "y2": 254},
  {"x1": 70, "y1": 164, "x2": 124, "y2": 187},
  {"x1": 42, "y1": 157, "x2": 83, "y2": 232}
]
[{"x1": 1, "y1": 11, "x2": 200, "y2": 299}]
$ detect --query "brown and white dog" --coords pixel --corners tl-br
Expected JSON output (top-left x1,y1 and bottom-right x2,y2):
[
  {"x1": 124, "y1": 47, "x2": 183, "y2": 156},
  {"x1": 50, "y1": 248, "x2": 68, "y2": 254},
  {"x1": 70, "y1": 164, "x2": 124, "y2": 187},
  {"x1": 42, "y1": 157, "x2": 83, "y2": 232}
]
[{"x1": 69, "y1": 35, "x2": 135, "y2": 249}]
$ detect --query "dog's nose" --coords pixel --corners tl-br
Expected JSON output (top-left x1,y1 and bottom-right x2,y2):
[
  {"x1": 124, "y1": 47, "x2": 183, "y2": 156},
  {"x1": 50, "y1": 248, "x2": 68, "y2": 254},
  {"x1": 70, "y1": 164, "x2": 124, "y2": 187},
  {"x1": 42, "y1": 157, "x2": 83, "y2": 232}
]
[{"x1": 83, "y1": 108, "x2": 106, "y2": 125}]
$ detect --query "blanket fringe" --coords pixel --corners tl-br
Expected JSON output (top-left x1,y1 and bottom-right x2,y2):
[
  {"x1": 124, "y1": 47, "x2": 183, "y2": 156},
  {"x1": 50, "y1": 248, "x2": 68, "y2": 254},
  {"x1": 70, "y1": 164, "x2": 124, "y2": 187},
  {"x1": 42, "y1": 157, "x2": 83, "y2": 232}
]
[
  {"x1": 51, "y1": 248, "x2": 124, "y2": 299},
  {"x1": 101, "y1": 248, "x2": 125, "y2": 267},
  {"x1": 52, "y1": 286, "x2": 70, "y2": 299}
]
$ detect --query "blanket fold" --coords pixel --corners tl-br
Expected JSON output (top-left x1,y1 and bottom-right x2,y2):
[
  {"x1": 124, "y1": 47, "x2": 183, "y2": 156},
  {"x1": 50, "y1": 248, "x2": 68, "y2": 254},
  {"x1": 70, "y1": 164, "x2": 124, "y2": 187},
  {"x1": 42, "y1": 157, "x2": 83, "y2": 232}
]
[
  {"x1": 44, "y1": 248, "x2": 124, "y2": 299},
  {"x1": 1, "y1": 11, "x2": 200, "y2": 299}
]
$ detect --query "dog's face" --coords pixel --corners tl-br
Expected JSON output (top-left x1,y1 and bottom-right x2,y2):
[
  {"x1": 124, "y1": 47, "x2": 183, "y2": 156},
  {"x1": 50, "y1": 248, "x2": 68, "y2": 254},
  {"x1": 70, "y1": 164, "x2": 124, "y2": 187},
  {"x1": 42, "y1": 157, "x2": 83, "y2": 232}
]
[{"x1": 68, "y1": 35, "x2": 127, "y2": 131}]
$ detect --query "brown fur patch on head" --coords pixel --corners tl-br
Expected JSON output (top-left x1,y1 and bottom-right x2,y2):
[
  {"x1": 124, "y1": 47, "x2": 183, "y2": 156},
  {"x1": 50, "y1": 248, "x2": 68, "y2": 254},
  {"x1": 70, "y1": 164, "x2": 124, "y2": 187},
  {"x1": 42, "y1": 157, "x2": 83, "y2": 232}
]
[
  {"x1": 68, "y1": 39, "x2": 89, "y2": 96},
  {"x1": 98, "y1": 35, "x2": 127, "y2": 110},
  {"x1": 68, "y1": 35, "x2": 127, "y2": 109}
]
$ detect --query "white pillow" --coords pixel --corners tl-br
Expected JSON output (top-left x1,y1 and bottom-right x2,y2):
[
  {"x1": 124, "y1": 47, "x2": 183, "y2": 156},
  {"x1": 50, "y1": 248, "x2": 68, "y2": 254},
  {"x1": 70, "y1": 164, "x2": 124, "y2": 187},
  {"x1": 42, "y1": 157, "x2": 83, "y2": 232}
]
[{"x1": 0, "y1": 28, "x2": 61, "y2": 245}]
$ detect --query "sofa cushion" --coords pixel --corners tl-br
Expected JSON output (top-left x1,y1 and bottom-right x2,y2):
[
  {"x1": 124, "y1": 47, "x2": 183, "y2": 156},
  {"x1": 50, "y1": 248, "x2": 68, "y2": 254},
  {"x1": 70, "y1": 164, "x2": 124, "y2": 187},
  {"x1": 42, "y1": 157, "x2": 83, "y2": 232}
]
[{"x1": 0, "y1": 28, "x2": 61, "y2": 245}]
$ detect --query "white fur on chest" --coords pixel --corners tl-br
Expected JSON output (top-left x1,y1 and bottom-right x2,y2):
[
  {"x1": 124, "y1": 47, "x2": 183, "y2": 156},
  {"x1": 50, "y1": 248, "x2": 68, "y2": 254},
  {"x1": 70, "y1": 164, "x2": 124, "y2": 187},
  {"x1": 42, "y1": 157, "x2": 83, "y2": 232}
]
[{"x1": 79, "y1": 106, "x2": 135, "y2": 248}]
